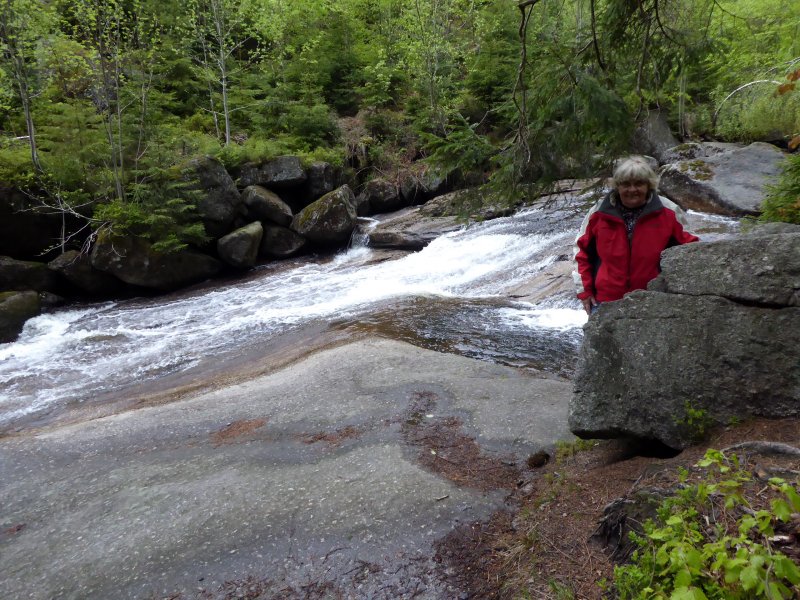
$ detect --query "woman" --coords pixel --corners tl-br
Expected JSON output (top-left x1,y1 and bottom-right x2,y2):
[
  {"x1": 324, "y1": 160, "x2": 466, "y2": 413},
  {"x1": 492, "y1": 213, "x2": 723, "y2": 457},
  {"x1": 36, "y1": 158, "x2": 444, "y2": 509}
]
[{"x1": 573, "y1": 156, "x2": 698, "y2": 314}]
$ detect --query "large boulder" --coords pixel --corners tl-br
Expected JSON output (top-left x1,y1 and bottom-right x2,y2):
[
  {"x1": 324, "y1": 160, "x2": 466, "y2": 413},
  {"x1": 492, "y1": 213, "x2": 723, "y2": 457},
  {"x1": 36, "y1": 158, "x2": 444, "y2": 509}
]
[
  {"x1": 290, "y1": 185, "x2": 358, "y2": 244},
  {"x1": 259, "y1": 225, "x2": 306, "y2": 258},
  {"x1": 183, "y1": 156, "x2": 243, "y2": 238},
  {"x1": 239, "y1": 156, "x2": 307, "y2": 189},
  {"x1": 366, "y1": 204, "x2": 462, "y2": 251},
  {"x1": 48, "y1": 250, "x2": 125, "y2": 297},
  {"x1": 366, "y1": 188, "x2": 517, "y2": 251},
  {"x1": 217, "y1": 222, "x2": 263, "y2": 269},
  {"x1": 398, "y1": 171, "x2": 425, "y2": 206},
  {"x1": 366, "y1": 229, "x2": 429, "y2": 251},
  {"x1": 0, "y1": 290, "x2": 40, "y2": 343},
  {"x1": 659, "y1": 142, "x2": 787, "y2": 216},
  {"x1": 0, "y1": 256, "x2": 59, "y2": 292},
  {"x1": 659, "y1": 141, "x2": 741, "y2": 165},
  {"x1": 570, "y1": 230, "x2": 800, "y2": 449},
  {"x1": 91, "y1": 232, "x2": 222, "y2": 291},
  {"x1": 649, "y1": 230, "x2": 800, "y2": 306},
  {"x1": 241, "y1": 185, "x2": 293, "y2": 226},
  {"x1": 358, "y1": 179, "x2": 403, "y2": 214},
  {"x1": 298, "y1": 161, "x2": 338, "y2": 205},
  {"x1": 631, "y1": 110, "x2": 679, "y2": 163}
]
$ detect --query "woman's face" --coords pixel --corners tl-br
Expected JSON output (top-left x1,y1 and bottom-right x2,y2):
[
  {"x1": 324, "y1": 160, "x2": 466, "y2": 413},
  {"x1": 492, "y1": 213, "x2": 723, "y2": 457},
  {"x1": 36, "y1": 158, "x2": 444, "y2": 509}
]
[{"x1": 618, "y1": 180, "x2": 649, "y2": 208}]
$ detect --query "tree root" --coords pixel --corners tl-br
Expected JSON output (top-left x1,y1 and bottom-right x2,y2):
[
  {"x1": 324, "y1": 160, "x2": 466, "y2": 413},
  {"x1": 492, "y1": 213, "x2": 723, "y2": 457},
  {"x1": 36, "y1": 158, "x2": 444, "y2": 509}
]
[{"x1": 722, "y1": 441, "x2": 800, "y2": 457}]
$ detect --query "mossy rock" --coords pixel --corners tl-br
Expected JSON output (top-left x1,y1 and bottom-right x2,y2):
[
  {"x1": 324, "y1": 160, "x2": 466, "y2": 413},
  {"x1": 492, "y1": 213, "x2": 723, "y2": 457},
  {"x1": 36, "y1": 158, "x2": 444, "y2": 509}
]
[
  {"x1": 0, "y1": 290, "x2": 40, "y2": 343},
  {"x1": 290, "y1": 185, "x2": 357, "y2": 244}
]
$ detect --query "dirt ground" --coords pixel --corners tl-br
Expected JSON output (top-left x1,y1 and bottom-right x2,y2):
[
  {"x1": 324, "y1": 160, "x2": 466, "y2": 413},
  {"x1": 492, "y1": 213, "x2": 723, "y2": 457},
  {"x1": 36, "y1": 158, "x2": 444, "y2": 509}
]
[{"x1": 435, "y1": 417, "x2": 800, "y2": 599}]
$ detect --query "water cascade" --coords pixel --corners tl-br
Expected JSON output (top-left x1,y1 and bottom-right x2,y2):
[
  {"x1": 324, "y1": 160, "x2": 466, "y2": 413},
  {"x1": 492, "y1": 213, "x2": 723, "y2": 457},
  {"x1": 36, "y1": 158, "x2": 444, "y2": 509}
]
[{"x1": 0, "y1": 202, "x2": 737, "y2": 430}]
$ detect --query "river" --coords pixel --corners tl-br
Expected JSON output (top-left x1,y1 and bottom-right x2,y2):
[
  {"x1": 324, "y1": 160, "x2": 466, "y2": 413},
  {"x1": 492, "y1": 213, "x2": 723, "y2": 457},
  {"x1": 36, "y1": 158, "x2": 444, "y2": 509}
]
[{"x1": 0, "y1": 200, "x2": 737, "y2": 432}]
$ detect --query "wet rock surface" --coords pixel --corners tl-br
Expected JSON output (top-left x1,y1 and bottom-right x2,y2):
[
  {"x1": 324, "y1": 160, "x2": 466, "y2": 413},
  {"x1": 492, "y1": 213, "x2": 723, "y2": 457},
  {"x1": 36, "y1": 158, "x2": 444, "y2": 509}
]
[{"x1": 0, "y1": 338, "x2": 574, "y2": 599}]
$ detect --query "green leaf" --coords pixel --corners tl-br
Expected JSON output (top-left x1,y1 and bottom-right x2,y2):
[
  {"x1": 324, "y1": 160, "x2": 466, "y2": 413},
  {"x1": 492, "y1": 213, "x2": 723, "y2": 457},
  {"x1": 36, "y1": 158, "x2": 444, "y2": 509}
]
[
  {"x1": 724, "y1": 566, "x2": 742, "y2": 585},
  {"x1": 674, "y1": 568, "x2": 692, "y2": 588},
  {"x1": 782, "y1": 485, "x2": 800, "y2": 511},
  {"x1": 670, "y1": 587, "x2": 709, "y2": 600},
  {"x1": 771, "y1": 498, "x2": 791, "y2": 522},
  {"x1": 738, "y1": 515, "x2": 757, "y2": 533},
  {"x1": 773, "y1": 555, "x2": 800, "y2": 585},
  {"x1": 739, "y1": 564, "x2": 761, "y2": 591},
  {"x1": 685, "y1": 548, "x2": 703, "y2": 572}
]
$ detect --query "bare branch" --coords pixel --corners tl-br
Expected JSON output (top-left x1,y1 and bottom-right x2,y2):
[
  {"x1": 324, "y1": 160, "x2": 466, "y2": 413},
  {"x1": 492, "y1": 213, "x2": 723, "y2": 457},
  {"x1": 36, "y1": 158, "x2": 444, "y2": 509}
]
[{"x1": 712, "y1": 80, "x2": 784, "y2": 129}]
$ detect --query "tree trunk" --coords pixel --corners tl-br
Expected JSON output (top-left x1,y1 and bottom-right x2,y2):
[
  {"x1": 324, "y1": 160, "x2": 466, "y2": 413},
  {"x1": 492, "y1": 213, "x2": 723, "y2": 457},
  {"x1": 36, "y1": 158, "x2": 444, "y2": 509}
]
[{"x1": 13, "y1": 55, "x2": 42, "y2": 173}]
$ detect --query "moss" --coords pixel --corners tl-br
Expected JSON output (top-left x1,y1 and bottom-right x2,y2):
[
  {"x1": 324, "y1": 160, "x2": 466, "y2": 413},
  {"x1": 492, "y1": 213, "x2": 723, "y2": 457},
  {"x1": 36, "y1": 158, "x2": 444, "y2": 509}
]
[{"x1": 680, "y1": 159, "x2": 714, "y2": 181}]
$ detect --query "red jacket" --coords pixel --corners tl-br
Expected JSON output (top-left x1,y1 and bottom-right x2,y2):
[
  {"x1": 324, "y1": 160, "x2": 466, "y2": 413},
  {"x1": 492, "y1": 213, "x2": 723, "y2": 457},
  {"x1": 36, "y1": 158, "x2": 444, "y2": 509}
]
[{"x1": 573, "y1": 192, "x2": 698, "y2": 302}]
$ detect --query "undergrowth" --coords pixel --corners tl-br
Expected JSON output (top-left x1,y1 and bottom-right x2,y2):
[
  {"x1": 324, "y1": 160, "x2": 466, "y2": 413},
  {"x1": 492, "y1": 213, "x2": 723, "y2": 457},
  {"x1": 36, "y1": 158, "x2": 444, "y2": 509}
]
[{"x1": 614, "y1": 449, "x2": 800, "y2": 599}]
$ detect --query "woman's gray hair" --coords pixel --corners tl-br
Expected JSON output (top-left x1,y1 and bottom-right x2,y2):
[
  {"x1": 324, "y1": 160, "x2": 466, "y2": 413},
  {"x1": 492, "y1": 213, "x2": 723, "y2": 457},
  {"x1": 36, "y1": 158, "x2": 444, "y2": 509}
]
[{"x1": 612, "y1": 156, "x2": 659, "y2": 191}]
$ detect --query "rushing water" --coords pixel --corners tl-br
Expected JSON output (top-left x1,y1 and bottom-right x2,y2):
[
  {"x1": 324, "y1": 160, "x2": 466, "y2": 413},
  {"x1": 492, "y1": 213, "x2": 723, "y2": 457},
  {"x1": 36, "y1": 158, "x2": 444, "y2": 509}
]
[{"x1": 0, "y1": 200, "x2": 738, "y2": 430}]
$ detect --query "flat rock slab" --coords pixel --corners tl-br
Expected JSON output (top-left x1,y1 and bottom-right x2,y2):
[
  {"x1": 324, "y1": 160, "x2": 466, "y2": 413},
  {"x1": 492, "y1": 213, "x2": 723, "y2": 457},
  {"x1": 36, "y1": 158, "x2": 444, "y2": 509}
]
[{"x1": 0, "y1": 338, "x2": 573, "y2": 599}]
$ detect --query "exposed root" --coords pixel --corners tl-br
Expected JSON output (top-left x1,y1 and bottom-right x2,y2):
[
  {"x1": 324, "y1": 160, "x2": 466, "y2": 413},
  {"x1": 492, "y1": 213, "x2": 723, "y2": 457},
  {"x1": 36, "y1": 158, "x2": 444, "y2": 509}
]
[{"x1": 722, "y1": 441, "x2": 800, "y2": 457}]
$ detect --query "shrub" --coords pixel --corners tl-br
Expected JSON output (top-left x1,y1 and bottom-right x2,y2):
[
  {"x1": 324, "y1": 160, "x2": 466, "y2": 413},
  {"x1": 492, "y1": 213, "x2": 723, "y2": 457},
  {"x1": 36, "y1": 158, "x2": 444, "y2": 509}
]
[
  {"x1": 614, "y1": 449, "x2": 800, "y2": 599},
  {"x1": 280, "y1": 103, "x2": 340, "y2": 148},
  {"x1": 760, "y1": 152, "x2": 800, "y2": 225},
  {"x1": 0, "y1": 142, "x2": 36, "y2": 187}
]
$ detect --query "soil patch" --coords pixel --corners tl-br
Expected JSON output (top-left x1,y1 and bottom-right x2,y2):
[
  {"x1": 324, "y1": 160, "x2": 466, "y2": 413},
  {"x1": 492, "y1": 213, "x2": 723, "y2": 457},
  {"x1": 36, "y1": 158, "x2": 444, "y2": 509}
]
[
  {"x1": 298, "y1": 425, "x2": 365, "y2": 447},
  {"x1": 401, "y1": 390, "x2": 520, "y2": 491},
  {"x1": 210, "y1": 419, "x2": 267, "y2": 447}
]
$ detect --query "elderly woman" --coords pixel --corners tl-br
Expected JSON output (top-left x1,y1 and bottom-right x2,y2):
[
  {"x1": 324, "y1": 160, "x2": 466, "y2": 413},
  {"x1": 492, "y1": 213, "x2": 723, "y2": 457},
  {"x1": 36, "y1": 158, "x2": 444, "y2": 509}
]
[{"x1": 573, "y1": 156, "x2": 698, "y2": 314}]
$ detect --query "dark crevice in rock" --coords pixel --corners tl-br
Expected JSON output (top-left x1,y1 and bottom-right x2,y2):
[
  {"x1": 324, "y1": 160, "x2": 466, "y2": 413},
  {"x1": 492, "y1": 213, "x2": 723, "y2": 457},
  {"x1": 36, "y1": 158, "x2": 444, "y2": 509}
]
[
  {"x1": 623, "y1": 437, "x2": 683, "y2": 458},
  {"x1": 667, "y1": 291, "x2": 797, "y2": 310}
]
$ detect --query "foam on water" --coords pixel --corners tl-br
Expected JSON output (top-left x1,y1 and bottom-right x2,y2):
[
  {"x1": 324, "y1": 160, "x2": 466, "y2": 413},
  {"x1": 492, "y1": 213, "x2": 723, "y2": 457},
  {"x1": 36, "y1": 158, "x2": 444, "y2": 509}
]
[{"x1": 499, "y1": 306, "x2": 588, "y2": 330}]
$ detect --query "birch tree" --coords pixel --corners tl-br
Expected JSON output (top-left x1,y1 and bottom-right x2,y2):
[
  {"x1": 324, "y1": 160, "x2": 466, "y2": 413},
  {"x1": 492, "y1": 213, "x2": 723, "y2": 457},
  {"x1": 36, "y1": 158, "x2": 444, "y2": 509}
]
[
  {"x1": 190, "y1": 0, "x2": 256, "y2": 146},
  {"x1": 0, "y1": 0, "x2": 54, "y2": 173}
]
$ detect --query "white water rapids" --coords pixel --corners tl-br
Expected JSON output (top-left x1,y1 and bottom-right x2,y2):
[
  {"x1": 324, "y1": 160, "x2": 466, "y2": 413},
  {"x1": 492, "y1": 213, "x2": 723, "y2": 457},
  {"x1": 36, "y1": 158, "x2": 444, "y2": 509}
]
[{"x1": 0, "y1": 202, "x2": 737, "y2": 430}]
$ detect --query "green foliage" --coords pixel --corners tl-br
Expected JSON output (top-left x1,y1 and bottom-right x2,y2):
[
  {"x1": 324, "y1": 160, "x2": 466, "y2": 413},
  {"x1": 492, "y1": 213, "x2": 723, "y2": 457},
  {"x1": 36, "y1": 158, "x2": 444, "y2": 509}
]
[
  {"x1": 279, "y1": 103, "x2": 340, "y2": 148},
  {"x1": 548, "y1": 579, "x2": 576, "y2": 600},
  {"x1": 715, "y1": 87, "x2": 800, "y2": 143},
  {"x1": 93, "y1": 167, "x2": 209, "y2": 253},
  {"x1": 0, "y1": 141, "x2": 35, "y2": 186},
  {"x1": 674, "y1": 401, "x2": 714, "y2": 443},
  {"x1": 213, "y1": 134, "x2": 344, "y2": 171},
  {"x1": 760, "y1": 152, "x2": 800, "y2": 225},
  {"x1": 421, "y1": 114, "x2": 495, "y2": 177},
  {"x1": 614, "y1": 449, "x2": 800, "y2": 599},
  {"x1": 360, "y1": 57, "x2": 397, "y2": 109},
  {"x1": 0, "y1": 0, "x2": 796, "y2": 241}
]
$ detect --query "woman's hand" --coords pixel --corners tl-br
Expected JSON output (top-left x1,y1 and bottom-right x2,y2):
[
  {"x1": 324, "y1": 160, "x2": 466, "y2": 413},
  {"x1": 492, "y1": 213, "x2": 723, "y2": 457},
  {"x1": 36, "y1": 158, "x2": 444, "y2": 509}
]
[{"x1": 582, "y1": 296, "x2": 597, "y2": 315}]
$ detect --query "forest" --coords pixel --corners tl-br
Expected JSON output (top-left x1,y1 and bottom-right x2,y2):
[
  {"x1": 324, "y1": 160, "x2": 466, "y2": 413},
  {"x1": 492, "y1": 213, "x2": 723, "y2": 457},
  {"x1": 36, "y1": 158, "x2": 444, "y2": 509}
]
[{"x1": 1, "y1": 0, "x2": 799, "y2": 250}]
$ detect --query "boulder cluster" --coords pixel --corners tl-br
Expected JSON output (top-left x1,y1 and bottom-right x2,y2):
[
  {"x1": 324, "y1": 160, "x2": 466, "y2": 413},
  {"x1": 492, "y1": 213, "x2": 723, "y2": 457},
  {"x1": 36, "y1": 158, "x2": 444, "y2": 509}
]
[{"x1": 0, "y1": 156, "x2": 457, "y2": 342}]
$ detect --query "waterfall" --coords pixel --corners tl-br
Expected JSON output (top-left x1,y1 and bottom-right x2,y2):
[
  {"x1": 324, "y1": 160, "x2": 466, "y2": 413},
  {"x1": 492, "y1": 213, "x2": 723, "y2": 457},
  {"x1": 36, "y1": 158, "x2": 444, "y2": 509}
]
[{"x1": 349, "y1": 217, "x2": 379, "y2": 249}]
